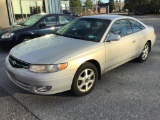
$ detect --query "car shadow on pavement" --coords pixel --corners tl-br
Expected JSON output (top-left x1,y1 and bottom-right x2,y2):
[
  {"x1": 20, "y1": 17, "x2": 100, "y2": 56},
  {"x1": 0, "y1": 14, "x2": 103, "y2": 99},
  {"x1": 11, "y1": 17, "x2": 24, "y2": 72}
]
[
  {"x1": 0, "y1": 86, "x2": 11, "y2": 98},
  {"x1": 0, "y1": 47, "x2": 11, "y2": 52},
  {"x1": 1, "y1": 60, "x2": 145, "y2": 98},
  {"x1": 6, "y1": 82, "x2": 75, "y2": 97}
]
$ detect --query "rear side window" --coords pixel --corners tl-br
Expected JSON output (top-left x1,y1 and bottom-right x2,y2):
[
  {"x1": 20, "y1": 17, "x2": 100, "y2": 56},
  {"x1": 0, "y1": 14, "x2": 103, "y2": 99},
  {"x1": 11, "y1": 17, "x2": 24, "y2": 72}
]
[
  {"x1": 129, "y1": 20, "x2": 145, "y2": 33},
  {"x1": 43, "y1": 16, "x2": 57, "y2": 26},
  {"x1": 59, "y1": 15, "x2": 73, "y2": 24},
  {"x1": 109, "y1": 19, "x2": 132, "y2": 37}
]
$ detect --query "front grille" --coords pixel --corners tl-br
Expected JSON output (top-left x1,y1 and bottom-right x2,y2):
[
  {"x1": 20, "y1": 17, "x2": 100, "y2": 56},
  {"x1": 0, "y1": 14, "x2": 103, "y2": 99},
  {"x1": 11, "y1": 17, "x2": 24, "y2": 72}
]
[{"x1": 9, "y1": 55, "x2": 30, "y2": 69}]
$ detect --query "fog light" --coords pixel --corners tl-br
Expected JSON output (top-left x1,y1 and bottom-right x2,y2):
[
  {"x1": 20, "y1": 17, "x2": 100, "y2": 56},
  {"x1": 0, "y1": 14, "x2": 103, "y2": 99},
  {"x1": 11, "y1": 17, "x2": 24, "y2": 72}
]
[{"x1": 36, "y1": 86, "x2": 52, "y2": 92}]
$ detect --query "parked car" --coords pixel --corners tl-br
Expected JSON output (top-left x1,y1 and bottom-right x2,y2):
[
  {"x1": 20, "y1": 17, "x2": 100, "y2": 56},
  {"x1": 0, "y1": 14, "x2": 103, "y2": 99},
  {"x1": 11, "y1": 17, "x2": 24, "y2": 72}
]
[
  {"x1": 0, "y1": 13, "x2": 74, "y2": 48},
  {"x1": 63, "y1": 10, "x2": 80, "y2": 17},
  {"x1": 135, "y1": 10, "x2": 146, "y2": 15},
  {"x1": 6, "y1": 15, "x2": 156, "y2": 96},
  {"x1": 135, "y1": 7, "x2": 147, "y2": 15}
]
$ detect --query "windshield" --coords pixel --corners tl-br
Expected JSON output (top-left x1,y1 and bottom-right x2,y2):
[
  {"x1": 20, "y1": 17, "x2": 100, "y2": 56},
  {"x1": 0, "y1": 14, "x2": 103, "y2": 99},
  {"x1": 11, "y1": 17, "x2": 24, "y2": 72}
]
[
  {"x1": 19, "y1": 14, "x2": 44, "y2": 26},
  {"x1": 55, "y1": 18, "x2": 111, "y2": 42}
]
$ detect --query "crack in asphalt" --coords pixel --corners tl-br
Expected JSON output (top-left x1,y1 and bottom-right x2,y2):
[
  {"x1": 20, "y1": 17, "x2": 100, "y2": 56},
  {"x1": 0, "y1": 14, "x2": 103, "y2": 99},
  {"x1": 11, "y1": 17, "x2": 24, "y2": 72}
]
[{"x1": 0, "y1": 86, "x2": 41, "y2": 120}]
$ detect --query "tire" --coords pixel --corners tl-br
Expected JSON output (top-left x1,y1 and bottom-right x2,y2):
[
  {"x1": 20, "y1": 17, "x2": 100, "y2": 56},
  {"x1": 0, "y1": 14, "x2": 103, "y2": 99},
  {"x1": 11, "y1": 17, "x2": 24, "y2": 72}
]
[
  {"x1": 71, "y1": 62, "x2": 98, "y2": 96},
  {"x1": 137, "y1": 42, "x2": 150, "y2": 62},
  {"x1": 19, "y1": 36, "x2": 32, "y2": 43}
]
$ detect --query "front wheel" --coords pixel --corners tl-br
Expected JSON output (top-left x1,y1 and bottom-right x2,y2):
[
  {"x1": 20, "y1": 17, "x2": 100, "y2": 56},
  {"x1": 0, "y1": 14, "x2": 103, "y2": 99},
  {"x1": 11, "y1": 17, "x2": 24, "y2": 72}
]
[
  {"x1": 137, "y1": 42, "x2": 150, "y2": 62},
  {"x1": 71, "y1": 62, "x2": 98, "y2": 96}
]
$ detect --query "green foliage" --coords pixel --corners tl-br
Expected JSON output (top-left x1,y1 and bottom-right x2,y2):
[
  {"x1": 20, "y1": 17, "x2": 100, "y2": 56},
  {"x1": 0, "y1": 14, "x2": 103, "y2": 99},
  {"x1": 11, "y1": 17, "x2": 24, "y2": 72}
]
[
  {"x1": 70, "y1": 0, "x2": 82, "y2": 14},
  {"x1": 70, "y1": 0, "x2": 82, "y2": 7},
  {"x1": 124, "y1": 0, "x2": 160, "y2": 14},
  {"x1": 98, "y1": 0, "x2": 103, "y2": 4},
  {"x1": 109, "y1": 0, "x2": 115, "y2": 12},
  {"x1": 150, "y1": 0, "x2": 160, "y2": 8},
  {"x1": 124, "y1": 0, "x2": 135, "y2": 12},
  {"x1": 84, "y1": 0, "x2": 93, "y2": 7},
  {"x1": 150, "y1": 0, "x2": 160, "y2": 13}
]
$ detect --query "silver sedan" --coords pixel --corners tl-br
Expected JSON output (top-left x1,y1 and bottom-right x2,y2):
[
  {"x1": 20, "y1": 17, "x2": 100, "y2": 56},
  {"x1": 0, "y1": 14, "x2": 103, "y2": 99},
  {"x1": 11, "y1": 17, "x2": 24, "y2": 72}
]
[{"x1": 5, "y1": 15, "x2": 156, "y2": 96}]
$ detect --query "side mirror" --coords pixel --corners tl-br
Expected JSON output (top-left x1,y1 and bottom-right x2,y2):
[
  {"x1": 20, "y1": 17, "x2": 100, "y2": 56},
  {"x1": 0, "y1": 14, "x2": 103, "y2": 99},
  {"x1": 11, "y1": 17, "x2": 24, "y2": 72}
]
[
  {"x1": 39, "y1": 23, "x2": 46, "y2": 28},
  {"x1": 106, "y1": 34, "x2": 121, "y2": 42}
]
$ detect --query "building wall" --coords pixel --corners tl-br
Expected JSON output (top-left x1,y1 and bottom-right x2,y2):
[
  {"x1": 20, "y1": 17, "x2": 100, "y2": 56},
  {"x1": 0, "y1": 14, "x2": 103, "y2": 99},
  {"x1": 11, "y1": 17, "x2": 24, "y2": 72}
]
[
  {"x1": 115, "y1": 2, "x2": 125, "y2": 11},
  {"x1": 0, "y1": 0, "x2": 63, "y2": 28},
  {"x1": 0, "y1": 0, "x2": 10, "y2": 28},
  {"x1": 45, "y1": 0, "x2": 61, "y2": 13},
  {"x1": 61, "y1": 0, "x2": 70, "y2": 10}
]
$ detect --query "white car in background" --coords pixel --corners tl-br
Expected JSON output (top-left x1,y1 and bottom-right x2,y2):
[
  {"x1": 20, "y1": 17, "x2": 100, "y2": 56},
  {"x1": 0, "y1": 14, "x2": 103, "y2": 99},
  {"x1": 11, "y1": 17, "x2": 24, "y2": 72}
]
[{"x1": 6, "y1": 15, "x2": 156, "y2": 96}]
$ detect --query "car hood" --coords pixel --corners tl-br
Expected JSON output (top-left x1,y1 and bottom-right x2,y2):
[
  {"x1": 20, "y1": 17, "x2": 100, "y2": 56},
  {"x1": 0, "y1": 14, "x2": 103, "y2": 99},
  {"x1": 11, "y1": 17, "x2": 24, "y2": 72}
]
[
  {"x1": 0, "y1": 25, "x2": 28, "y2": 35},
  {"x1": 10, "y1": 34, "x2": 96, "y2": 64}
]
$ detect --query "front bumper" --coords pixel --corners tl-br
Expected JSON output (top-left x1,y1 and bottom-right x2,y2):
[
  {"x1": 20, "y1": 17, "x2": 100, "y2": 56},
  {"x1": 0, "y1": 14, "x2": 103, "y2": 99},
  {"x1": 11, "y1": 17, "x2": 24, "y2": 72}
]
[
  {"x1": 5, "y1": 56, "x2": 75, "y2": 95},
  {"x1": 0, "y1": 37, "x2": 16, "y2": 48}
]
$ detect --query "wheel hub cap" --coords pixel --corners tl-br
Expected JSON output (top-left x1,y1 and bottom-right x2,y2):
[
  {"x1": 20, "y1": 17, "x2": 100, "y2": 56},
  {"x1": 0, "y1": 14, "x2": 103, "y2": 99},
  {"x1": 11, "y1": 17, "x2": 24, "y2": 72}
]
[
  {"x1": 142, "y1": 45, "x2": 149, "y2": 60},
  {"x1": 85, "y1": 78, "x2": 89, "y2": 83},
  {"x1": 77, "y1": 69, "x2": 95, "y2": 92}
]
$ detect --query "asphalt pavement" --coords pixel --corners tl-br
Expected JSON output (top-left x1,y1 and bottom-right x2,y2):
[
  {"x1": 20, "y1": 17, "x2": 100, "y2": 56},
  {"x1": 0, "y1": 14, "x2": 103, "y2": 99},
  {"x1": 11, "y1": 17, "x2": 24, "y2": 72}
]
[
  {"x1": 0, "y1": 87, "x2": 38, "y2": 120},
  {"x1": 0, "y1": 15, "x2": 160, "y2": 120}
]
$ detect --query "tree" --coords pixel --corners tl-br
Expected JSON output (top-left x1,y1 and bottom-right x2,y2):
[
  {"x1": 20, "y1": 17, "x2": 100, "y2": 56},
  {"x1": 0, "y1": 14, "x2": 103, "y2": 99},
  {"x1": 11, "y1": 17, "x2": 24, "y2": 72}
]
[
  {"x1": 109, "y1": 0, "x2": 115, "y2": 12},
  {"x1": 84, "y1": 0, "x2": 93, "y2": 13},
  {"x1": 98, "y1": 0, "x2": 103, "y2": 4},
  {"x1": 70, "y1": 0, "x2": 82, "y2": 7},
  {"x1": 150, "y1": 0, "x2": 160, "y2": 14},
  {"x1": 84, "y1": 0, "x2": 93, "y2": 7},
  {"x1": 124, "y1": 0, "x2": 160, "y2": 14},
  {"x1": 70, "y1": 0, "x2": 82, "y2": 14},
  {"x1": 124, "y1": 0, "x2": 136, "y2": 13}
]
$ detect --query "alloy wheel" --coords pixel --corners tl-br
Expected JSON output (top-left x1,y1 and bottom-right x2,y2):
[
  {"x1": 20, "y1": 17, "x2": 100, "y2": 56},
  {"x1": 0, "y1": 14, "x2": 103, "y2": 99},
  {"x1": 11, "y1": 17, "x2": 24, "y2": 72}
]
[
  {"x1": 142, "y1": 44, "x2": 149, "y2": 60},
  {"x1": 77, "y1": 69, "x2": 95, "y2": 92}
]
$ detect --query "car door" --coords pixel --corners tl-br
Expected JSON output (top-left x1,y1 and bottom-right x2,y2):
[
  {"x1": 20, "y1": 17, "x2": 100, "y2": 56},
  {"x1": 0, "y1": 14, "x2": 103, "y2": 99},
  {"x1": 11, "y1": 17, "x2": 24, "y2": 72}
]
[
  {"x1": 105, "y1": 19, "x2": 137, "y2": 69},
  {"x1": 36, "y1": 15, "x2": 58, "y2": 36},
  {"x1": 129, "y1": 19, "x2": 146, "y2": 55}
]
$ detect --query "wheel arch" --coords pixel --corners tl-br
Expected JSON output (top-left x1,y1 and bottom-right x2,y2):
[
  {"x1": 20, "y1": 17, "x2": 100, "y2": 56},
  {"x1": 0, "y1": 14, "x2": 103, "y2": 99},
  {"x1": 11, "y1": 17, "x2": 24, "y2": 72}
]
[
  {"x1": 147, "y1": 40, "x2": 152, "y2": 52},
  {"x1": 71, "y1": 59, "x2": 101, "y2": 96},
  {"x1": 79, "y1": 59, "x2": 102, "y2": 80},
  {"x1": 17, "y1": 34, "x2": 34, "y2": 43}
]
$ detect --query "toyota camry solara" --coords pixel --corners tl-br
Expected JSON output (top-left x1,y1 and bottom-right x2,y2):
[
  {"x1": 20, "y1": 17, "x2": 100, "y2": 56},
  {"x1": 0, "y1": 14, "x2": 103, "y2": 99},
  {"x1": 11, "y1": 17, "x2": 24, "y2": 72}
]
[{"x1": 5, "y1": 15, "x2": 156, "y2": 96}]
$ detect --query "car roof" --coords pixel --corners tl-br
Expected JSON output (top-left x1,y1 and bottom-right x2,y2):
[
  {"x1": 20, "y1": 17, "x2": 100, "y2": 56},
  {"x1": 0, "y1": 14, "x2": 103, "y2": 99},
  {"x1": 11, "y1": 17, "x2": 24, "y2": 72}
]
[
  {"x1": 82, "y1": 15, "x2": 133, "y2": 20},
  {"x1": 33, "y1": 13, "x2": 70, "y2": 17}
]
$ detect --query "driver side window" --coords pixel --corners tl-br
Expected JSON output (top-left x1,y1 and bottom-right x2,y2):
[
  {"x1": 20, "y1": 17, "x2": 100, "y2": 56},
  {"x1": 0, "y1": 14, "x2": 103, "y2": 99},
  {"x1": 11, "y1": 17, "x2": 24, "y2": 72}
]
[
  {"x1": 42, "y1": 16, "x2": 57, "y2": 26},
  {"x1": 109, "y1": 19, "x2": 133, "y2": 37},
  {"x1": 59, "y1": 15, "x2": 72, "y2": 24}
]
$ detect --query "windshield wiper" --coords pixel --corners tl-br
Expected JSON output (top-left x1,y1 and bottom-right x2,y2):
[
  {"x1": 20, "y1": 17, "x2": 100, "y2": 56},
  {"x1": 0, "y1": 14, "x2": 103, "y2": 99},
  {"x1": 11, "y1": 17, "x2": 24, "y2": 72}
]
[
  {"x1": 65, "y1": 34, "x2": 98, "y2": 42},
  {"x1": 54, "y1": 33, "x2": 77, "y2": 38},
  {"x1": 18, "y1": 24, "x2": 27, "y2": 26},
  {"x1": 63, "y1": 34, "x2": 83, "y2": 40},
  {"x1": 54, "y1": 33, "x2": 91, "y2": 41},
  {"x1": 54, "y1": 33, "x2": 63, "y2": 36}
]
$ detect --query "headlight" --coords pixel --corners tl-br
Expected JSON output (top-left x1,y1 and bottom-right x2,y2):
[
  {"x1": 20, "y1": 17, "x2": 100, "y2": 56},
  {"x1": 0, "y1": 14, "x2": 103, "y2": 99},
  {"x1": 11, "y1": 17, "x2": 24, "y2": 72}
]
[
  {"x1": 1, "y1": 33, "x2": 14, "y2": 39},
  {"x1": 29, "y1": 63, "x2": 68, "y2": 73}
]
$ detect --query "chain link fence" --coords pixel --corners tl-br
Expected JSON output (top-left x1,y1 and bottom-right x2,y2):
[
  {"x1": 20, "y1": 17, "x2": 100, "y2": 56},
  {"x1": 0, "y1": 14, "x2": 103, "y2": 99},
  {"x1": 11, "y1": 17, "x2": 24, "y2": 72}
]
[{"x1": 61, "y1": 6, "x2": 109, "y2": 16}]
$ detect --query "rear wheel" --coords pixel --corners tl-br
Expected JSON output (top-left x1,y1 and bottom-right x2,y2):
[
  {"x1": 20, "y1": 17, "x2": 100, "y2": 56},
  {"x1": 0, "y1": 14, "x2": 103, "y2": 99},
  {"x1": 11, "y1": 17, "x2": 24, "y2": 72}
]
[
  {"x1": 71, "y1": 62, "x2": 98, "y2": 96},
  {"x1": 137, "y1": 42, "x2": 150, "y2": 62}
]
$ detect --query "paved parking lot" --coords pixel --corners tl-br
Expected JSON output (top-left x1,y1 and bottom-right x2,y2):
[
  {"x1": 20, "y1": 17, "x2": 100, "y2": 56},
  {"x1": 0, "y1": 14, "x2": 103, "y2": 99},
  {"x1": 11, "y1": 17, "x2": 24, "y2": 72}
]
[{"x1": 0, "y1": 15, "x2": 160, "y2": 120}]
